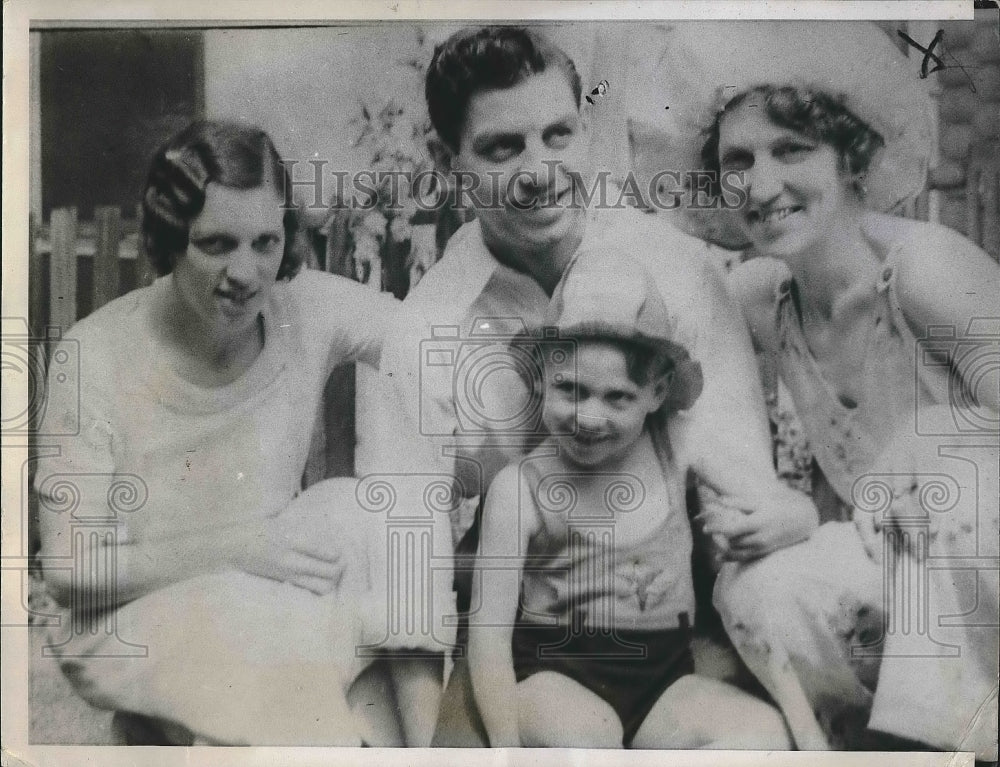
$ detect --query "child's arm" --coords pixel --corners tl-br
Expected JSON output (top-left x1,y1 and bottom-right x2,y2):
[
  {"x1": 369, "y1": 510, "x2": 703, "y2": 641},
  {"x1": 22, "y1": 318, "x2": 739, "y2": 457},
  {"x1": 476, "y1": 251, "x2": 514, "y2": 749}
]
[{"x1": 469, "y1": 465, "x2": 536, "y2": 747}]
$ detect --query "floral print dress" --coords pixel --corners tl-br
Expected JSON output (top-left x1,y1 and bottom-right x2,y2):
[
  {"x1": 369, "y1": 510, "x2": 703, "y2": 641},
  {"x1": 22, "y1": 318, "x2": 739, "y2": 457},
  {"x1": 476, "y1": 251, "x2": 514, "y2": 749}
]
[{"x1": 713, "y1": 250, "x2": 998, "y2": 757}]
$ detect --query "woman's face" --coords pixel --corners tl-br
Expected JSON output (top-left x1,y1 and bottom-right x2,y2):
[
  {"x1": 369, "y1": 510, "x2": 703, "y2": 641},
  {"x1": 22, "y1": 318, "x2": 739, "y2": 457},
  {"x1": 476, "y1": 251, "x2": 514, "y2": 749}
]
[
  {"x1": 717, "y1": 100, "x2": 854, "y2": 259},
  {"x1": 172, "y1": 182, "x2": 285, "y2": 342}
]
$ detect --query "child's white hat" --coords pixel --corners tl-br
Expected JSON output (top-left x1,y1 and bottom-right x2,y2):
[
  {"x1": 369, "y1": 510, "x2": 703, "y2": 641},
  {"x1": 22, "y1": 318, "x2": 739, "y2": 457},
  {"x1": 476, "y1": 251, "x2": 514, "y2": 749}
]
[
  {"x1": 627, "y1": 21, "x2": 934, "y2": 247},
  {"x1": 545, "y1": 246, "x2": 704, "y2": 411}
]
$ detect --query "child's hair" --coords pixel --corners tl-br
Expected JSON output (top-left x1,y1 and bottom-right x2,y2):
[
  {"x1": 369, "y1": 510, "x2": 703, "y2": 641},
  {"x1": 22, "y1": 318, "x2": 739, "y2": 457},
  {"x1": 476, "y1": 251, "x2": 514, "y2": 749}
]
[
  {"x1": 425, "y1": 26, "x2": 582, "y2": 151},
  {"x1": 520, "y1": 334, "x2": 674, "y2": 397},
  {"x1": 141, "y1": 119, "x2": 303, "y2": 279},
  {"x1": 615, "y1": 337, "x2": 675, "y2": 387},
  {"x1": 700, "y1": 85, "x2": 885, "y2": 197}
]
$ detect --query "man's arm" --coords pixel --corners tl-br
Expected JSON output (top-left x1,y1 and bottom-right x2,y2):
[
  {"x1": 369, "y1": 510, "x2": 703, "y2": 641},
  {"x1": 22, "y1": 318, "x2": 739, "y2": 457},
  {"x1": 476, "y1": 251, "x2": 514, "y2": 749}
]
[
  {"x1": 663, "y1": 254, "x2": 774, "y2": 489},
  {"x1": 653, "y1": 245, "x2": 819, "y2": 559}
]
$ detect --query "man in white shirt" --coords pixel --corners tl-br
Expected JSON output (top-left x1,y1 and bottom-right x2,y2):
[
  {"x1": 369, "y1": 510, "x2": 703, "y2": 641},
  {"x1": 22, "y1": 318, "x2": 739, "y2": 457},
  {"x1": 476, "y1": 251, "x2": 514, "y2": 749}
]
[{"x1": 370, "y1": 25, "x2": 816, "y2": 745}]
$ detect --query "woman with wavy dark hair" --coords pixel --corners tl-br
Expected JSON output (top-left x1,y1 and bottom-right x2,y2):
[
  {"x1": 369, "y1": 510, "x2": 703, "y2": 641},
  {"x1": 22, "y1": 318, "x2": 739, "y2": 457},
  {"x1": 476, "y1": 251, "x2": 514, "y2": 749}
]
[
  {"x1": 34, "y1": 120, "x2": 446, "y2": 746},
  {"x1": 642, "y1": 22, "x2": 999, "y2": 757}
]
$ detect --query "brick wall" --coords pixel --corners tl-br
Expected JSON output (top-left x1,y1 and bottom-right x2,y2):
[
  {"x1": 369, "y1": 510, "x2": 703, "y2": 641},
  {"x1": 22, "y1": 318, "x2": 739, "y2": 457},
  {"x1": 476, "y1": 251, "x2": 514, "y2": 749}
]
[{"x1": 933, "y1": 12, "x2": 1000, "y2": 252}]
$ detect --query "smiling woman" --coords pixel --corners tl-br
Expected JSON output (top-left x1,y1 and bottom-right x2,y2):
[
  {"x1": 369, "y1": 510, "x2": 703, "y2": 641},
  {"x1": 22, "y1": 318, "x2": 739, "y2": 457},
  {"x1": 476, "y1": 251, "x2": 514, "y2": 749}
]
[
  {"x1": 704, "y1": 86, "x2": 887, "y2": 261},
  {"x1": 654, "y1": 21, "x2": 999, "y2": 758}
]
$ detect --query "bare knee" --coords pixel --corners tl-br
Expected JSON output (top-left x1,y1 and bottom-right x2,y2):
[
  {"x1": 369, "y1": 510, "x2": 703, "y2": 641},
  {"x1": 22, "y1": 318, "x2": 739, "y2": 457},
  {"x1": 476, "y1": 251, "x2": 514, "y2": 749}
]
[
  {"x1": 632, "y1": 675, "x2": 791, "y2": 749},
  {"x1": 517, "y1": 673, "x2": 623, "y2": 748}
]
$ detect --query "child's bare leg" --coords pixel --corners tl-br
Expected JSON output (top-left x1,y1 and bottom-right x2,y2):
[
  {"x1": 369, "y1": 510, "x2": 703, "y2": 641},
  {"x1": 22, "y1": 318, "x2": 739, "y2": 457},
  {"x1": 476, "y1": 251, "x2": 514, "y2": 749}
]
[
  {"x1": 517, "y1": 672, "x2": 624, "y2": 747},
  {"x1": 630, "y1": 674, "x2": 792, "y2": 749}
]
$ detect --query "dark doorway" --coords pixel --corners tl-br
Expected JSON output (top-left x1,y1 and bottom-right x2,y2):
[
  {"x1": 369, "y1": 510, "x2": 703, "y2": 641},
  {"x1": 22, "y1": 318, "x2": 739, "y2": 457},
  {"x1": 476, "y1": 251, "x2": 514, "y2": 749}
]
[{"x1": 39, "y1": 29, "x2": 204, "y2": 221}]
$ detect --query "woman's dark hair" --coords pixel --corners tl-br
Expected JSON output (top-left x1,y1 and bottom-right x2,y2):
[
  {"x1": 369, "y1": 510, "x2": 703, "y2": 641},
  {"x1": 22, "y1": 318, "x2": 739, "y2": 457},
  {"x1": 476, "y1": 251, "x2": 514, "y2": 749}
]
[
  {"x1": 700, "y1": 85, "x2": 886, "y2": 197},
  {"x1": 425, "y1": 26, "x2": 582, "y2": 151},
  {"x1": 141, "y1": 119, "x2": 303, "y2": 280}
]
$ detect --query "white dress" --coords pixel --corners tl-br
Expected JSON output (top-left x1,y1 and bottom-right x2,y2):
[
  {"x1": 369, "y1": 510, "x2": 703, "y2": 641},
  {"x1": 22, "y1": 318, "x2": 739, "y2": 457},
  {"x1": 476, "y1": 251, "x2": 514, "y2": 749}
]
[{"x1": 34, "y1": 270, "x2": 445, "y2": 745}]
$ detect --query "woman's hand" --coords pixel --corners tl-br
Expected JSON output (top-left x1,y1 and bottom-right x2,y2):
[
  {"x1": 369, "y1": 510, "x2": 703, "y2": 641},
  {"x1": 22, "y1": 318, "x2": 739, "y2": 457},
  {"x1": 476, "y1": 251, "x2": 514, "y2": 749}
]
[
  {"x1": 696, "y1": 482, "x2": 819, "y2": 563},
  {"x1": 225, "y1": 499, "x2": 348, "y2": 595}
]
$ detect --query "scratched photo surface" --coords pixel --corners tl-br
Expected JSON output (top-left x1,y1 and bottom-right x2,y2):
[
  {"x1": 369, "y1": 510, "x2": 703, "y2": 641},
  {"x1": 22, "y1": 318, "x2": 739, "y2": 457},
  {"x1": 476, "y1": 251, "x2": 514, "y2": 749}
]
[{"x1": 10, "y1": 14, "x2": 999, "y2": 762}]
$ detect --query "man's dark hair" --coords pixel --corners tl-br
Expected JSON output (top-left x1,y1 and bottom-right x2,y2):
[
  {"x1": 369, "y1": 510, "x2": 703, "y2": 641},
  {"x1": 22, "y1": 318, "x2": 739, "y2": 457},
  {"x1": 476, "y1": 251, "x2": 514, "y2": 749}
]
[{"x1": 425, "y1": 26, "x2": 582, "y2": 151}]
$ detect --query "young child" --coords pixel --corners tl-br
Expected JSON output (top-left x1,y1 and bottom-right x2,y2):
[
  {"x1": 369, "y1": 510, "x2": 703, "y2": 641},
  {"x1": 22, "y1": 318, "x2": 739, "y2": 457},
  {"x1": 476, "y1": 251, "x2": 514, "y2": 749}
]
[{"x1": 468, "y1": 247, "x2": 792, "y2": 748}]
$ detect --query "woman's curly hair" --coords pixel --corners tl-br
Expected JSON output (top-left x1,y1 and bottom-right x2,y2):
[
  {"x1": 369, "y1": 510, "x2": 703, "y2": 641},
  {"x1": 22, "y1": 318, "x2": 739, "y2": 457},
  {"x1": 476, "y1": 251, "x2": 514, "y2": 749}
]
[
  {"x1": 141, "y1": 120, "x2": 303, "y2": 280},
  {"x1": 700, "y1": 85, "x2": 886, "y2": 197}
]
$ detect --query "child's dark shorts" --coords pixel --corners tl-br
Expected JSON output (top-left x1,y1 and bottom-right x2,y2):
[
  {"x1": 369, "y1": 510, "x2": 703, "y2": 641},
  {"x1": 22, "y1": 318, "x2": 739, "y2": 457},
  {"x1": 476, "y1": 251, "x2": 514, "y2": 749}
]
[{"x1": 512, "y1": 622, "x2": 694, "y2": 746}]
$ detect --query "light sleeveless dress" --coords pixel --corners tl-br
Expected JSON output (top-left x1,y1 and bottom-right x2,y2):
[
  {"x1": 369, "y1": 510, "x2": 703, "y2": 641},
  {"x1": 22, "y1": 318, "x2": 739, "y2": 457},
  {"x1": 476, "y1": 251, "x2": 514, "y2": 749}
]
[{"x1": 713, "y1": 248, "x2": 999, "y2": 758}]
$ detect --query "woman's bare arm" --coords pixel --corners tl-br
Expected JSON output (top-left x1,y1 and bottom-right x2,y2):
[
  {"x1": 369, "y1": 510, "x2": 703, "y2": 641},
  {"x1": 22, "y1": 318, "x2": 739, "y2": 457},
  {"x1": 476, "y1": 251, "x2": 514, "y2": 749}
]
[
  {"x1": 672, "y1": 255, "x2": 819, "y2": 559},
  {"x1": 889, "y1": 220, "x2": 1000, "y2": 413},
  {"x1": 39, "y1": 496, "x2": 347, "y2": 608}
]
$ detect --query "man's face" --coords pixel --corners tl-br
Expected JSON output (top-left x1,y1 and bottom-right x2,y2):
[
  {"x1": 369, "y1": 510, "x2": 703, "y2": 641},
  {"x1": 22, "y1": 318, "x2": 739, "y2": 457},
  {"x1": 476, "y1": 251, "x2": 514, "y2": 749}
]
[{"x1": 451, "y1": 68, "x2": 590, "y2": 260}]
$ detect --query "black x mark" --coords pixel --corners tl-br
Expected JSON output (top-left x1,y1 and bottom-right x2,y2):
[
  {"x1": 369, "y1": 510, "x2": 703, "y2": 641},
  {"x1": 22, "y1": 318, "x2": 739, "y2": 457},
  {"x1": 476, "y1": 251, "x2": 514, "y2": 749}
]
[{"x1": 897, "y1": 29, "x2": 946, "y2": 78}]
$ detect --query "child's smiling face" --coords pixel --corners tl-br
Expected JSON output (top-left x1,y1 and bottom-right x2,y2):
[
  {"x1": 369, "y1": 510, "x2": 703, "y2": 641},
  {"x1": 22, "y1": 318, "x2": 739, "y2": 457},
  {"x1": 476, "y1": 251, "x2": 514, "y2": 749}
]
[{"x1": 543, "y1": 340, "x2": 669, "y2": 468}]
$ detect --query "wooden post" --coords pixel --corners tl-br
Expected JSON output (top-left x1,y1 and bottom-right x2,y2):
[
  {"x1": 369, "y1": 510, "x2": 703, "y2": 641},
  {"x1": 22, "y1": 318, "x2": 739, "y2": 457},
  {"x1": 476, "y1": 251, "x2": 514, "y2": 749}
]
[
  {"x1": 93, "y1": 206, "x2": 122, "y2": 311},
  {"x1": 908, "y1": 21, "x2": 943, "y2": 224},
  {"x1": 28, "y1": 213, "x2": 45, "y2": 338},
  {"x1": 49, "y1": 207, "x2": 79, "y2": 331},
  {"x1": 135, "y1": 202, "x2": 157, "y2": 287},
  {"x1": 30, "y1": 32, "x2": 43, "y2": 224}
]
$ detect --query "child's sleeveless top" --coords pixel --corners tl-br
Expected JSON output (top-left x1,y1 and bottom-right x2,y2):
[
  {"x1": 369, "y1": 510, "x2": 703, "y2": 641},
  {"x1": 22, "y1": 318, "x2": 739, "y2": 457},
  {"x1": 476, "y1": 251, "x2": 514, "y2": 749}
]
[
  {"x1": 733, "y1": 248, "x2": 954, "y2": 518},
  {"x1": 518, "y1": 426, "x2": 696, "y2": 632}
]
